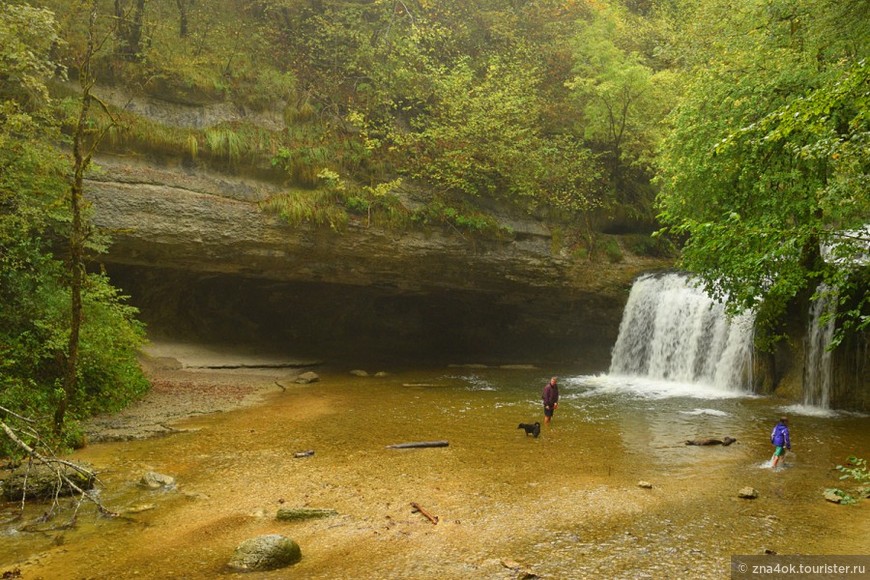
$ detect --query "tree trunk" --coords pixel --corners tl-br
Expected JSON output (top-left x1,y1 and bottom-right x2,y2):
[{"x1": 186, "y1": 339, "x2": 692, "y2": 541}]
[
  {"x1": 176, "y1": 0, "x2": 189, "y2": 37},
  {"x1": 114, "y1": 0, "x2": 147, "y2": 60},
  {"x1": 55, "y1": 2, "x2": 100, "y2": 434}
]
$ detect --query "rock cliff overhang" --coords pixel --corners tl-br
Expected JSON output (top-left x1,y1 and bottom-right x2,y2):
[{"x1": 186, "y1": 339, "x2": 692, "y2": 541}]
[{"x1": 86, "y1": 155, "x2": 660, "y2": 366}]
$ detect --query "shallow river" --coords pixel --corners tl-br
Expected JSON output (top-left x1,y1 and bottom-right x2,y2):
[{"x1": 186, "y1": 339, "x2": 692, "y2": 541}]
[{"x1": 3, "y1": 366, "x2": 868, "y2": 579}]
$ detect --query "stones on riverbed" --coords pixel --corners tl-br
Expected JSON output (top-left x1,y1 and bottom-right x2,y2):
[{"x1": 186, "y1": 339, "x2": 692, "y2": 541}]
[
  {"x1": 293, "y1": 450, "x2": 315, "y2": 458},
  {"x1": 227, "y1": 534, "x2": 301, "y2": 571},
  {"x1": 295, "y1": 371, "x2": 319, "y2": 384},
  {"x1": 823, "y1": 489, "x2": 844, "y2": 503},
  {"x1": 276, "y1": 507, "x2": 338, "y2": 521},
  {"x1": 350, "y1": 370, "x2": 389, "y2": 377},
  {"x1": 139, "y1": 471, "x2": 176, "y2": 490},
  {"x1": 738, "y1": 487, "x2": 759, "y2": 499},
  {"x1": 638, "y1": 481, "x2": 654, "y2": 489},
  {"x1": 500, "y1": 558, "x2": 539, "y2": 579}
]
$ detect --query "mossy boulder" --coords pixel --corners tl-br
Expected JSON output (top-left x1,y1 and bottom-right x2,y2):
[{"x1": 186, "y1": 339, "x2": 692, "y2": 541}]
[{"x1": 227, "y1": 534, "x2": 302, "y2": 571}]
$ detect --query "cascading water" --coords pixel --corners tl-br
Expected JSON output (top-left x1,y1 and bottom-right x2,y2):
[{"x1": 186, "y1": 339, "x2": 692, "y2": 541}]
[
  {"x1": 609, "y1": 272, "x2": 755, "y2": 392},
  {"x1": 803, "y1": 284, "x2": 836, "y2": 408}
]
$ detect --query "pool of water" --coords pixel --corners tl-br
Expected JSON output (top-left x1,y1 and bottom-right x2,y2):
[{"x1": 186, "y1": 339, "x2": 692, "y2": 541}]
[{"x1": 2, "y1": 366, "x2": 868, "y2": 579}]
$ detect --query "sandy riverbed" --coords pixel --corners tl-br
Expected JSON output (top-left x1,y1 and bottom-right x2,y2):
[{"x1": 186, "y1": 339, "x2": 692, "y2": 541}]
[{"x1": 3, "y1": 344, "x2": 868, "y2": 579}]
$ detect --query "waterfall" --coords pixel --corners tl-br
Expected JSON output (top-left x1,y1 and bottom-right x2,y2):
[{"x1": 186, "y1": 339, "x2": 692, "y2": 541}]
[
  {"x1": 609, "y1": 272, "x2": 755, "y2": 392},
  {"x1": 803, "y1": 284, "x2": 836, "y2": 408}
]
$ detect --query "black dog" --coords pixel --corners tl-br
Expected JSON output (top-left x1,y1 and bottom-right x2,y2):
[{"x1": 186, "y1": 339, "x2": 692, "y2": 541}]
[{"x1": 518, "y1": 422, "x2": 541, "y2": 438}]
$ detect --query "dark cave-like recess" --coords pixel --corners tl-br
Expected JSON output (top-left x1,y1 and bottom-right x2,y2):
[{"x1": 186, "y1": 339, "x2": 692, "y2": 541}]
[{"x1": 105, "y1": 264, "x2": 621, "y2": 369}]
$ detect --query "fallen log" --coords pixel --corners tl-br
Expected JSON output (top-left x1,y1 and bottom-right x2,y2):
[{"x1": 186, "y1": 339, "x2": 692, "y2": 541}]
[
  {"x1": 410, "y1": 502, "x2": 438, "y2": 524},
  {"x1": 386, "y1": 440, "x2": 449, "y2": 449},
  {"x1": 685, "y1": 436, "x2": 736, "y2": 446},
  {"x1": 276, "y1": 507, "x2": 338, "y2": 521}
]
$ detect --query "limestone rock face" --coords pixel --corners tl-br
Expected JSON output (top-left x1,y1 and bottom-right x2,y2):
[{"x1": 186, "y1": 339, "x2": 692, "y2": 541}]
[
  {"x1": 87, "y1": 156, "x2": 562, "y2": 294},
  {"x1": 86, "y1": 155, "x2": 666, "y2": 364}
]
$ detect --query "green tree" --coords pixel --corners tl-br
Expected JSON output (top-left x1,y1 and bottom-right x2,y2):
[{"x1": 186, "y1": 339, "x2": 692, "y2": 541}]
[
  {"x1": 1, "y1": 2, "x2": 148, "y2": 451},
  {"x1": 567, "y1": 3, "x2": 677, "y2": 220},
  {"x1": 114, "y1": 0, "x2": 148, "y2": 61},
  {"x1": 405, "y1": 52, "x2": 603, "y2": 214},
  {"x1": 655, "y1": 0, "x2": 869, "y2": 344}
]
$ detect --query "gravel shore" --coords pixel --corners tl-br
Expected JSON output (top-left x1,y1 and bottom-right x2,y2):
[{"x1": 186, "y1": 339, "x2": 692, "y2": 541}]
[{"x1": 85, "y1": 343, "x2": 316, "y2": 442}]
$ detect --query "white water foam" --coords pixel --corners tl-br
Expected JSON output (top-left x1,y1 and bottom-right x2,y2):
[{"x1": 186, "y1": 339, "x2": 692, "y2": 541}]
[
  {"x1": 608, "y1": 272, "x2": 755, "y2": 394},
  {"x1": 577, "y1": 373, "x2": 752, "y2": 401},
  {"x1": 803, "y1": 283, "x2": 836, "y2": 409},
  {"x1": 681, "y1": 408, "x2": 730, "y2": 417},
  {"x1": 779, "y1": 403, "x2": 867, "y2": 419}
]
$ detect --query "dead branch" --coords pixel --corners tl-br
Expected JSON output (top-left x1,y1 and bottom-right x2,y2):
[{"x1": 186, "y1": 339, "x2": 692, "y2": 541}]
[
  {"x1": 386, "y1": 440, "x2": 449, "y2": 449},
  {"x1": 0, "y1": 405, "x2": 36, "y2": 424},
  {"x1": 1, "y1": 420, "x2": 117, "y2": 517},
  {"x1": 410, "y1": 502, "x2": 438, "y2": 525}
]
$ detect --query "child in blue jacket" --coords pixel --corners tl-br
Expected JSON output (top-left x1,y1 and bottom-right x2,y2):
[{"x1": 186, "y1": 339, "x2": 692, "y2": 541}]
[{"x1": 770, "y1": 417, "x2": 791, "y2": 468}]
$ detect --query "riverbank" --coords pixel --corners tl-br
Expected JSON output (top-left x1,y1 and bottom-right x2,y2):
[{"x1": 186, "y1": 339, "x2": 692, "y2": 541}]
[{"x1": 85, "y1": 341, "x2": 318, "y2": 442}]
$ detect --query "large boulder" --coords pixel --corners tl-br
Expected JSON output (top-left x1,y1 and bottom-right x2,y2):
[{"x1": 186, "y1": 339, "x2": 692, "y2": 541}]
[{"x1": 227, "y1": 534, "x2": 302, "y2": 571}]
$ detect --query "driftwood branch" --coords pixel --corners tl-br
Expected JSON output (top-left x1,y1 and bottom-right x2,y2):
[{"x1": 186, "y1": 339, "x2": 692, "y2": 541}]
[
  {"x1": 685, "y1": 436, "x2": 736, "y2": 446},
  {"x1": 386, "y1": 440, "x2": 449, "y2": 449},
  {"x1": 410, "y1": 502, "x2": 438, "y2": 525},
  {"x1": 0, "y1": 405, "x2": 36, "y2": 424},
  {"x1": 0, "y1": 419, "x2": 117, "y2": 517}
]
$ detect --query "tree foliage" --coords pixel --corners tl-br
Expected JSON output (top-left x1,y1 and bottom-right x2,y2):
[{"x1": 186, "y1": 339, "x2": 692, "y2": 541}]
[
  {"x1": 403, "y1": 53, "x2": 603, "y2": 213},
  {"x1": 566, "y1": 4, "x2": 676, "y2": 218},
  {"x1": 1, "y1": 3, "x2": 148, "y2": 453},
  {"x1": 655, "y1": 0, "x2": 869, "y2": 344}
]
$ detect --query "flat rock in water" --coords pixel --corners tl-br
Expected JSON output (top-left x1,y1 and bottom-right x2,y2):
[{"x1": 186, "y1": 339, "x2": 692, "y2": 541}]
[
  {"x1": 738, "y1": 487, "x2": 759, "y2": 499},
  {"x1": 296, "y1": 371, "x2": 319, "y2": 384},
  {"x1": 140, "y1": 471, "x2": 176, "y2": 490},
  {"x1": 638, "y1": 481, "x2": 653, "y2": 489}
]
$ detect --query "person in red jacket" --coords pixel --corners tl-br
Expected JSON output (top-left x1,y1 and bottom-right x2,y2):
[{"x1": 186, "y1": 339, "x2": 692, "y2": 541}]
[{"x1": 542, "y1": 376, "x2": 559, "y2": 425}]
